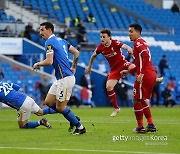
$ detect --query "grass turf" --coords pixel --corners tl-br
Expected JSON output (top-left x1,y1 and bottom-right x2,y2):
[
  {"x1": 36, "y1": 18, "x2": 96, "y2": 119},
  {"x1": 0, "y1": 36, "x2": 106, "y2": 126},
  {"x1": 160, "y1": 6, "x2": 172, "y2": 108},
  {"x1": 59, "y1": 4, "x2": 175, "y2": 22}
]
[{"x1": 0, "y1": 107, "x2": 179, "y2": 154}]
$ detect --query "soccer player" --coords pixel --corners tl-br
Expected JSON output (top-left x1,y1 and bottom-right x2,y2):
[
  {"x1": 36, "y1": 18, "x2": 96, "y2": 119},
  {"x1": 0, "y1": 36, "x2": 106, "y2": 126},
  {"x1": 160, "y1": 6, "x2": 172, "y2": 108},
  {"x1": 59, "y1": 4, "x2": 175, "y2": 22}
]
[
  {"x1": 0, "y1": 81, "x2": 56, "y2": 129},
  {"x1": 33, "y1": 22, "x2": 86, "y2": 135},
  {"x1": 120, "y1": 23, "x2": 156, "y2": 133},
  {"x1": 85, "y1": 29, "x2": 136, "y2": 117}
]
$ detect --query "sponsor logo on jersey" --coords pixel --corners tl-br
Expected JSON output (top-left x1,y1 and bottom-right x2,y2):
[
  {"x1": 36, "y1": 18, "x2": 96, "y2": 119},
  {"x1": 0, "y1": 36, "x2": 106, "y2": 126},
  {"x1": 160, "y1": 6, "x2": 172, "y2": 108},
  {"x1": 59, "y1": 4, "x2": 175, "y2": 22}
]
[
  {"x1": 104, "y1": 52, "x2": 117, "y2": 58},
  {"x1": 136, "y1": 42, "x2": 143, "y2": 48}
]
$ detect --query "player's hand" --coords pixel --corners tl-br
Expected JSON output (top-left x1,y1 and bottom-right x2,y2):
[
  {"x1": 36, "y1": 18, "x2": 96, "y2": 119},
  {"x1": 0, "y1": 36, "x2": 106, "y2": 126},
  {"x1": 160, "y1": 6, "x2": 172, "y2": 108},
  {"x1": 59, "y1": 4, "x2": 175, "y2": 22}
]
[
  {"x1": 85, "y1": 66, "x2": 91, "y2": 74},
  {"x1": 33, "y1": 62, "x2": 39, "y2": 71},
  {"x1": 137, "y1": 73, "x2": 144, "y2": 83},
  {"x1": 120, "y1": 70, "x2": 129, "y2": 77},
  {"x1": 127, "y1": 48, "x2": 133, "y2": 55},
  {"x1": 71, "y1": 67, "x2": 76, "y2": 74}
]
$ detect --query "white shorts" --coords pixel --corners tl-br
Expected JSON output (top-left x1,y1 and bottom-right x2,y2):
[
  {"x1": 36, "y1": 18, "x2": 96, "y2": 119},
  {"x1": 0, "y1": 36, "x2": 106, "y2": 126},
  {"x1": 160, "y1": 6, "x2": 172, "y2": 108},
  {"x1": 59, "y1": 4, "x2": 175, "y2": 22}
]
[
  {"x1": 48, "y1": 75, "x2": 75, "y2": 102},
  {"x1": 17, "y1": 96, "x2": 40, "y2": 121}
]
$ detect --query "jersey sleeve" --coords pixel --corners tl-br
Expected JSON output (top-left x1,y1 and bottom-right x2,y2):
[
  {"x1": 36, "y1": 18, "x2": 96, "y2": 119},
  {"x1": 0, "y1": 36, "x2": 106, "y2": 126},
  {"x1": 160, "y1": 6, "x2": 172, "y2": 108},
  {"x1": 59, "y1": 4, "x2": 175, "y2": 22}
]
[
  {"x1": 45, "y1": 40, "x2": 54, "y2": 55},
  {"x1": 135, "y1": 40, "x2": 150, "y2": 74},
  {"x1": 63, "y1": 39, "x2": 71, "y2": 49},
  {"x1": 140, "y1": 52, "x2": 149, "y2": 74},
  {"x1": 135, "y1": 41, "x2": 146, "y2": 52},
  {"x1": 115, "y1": 40, "x2": 123, "y2": 48},
  {"x1": 95, "y1": 45, "x2": 101, "y2": 54}
]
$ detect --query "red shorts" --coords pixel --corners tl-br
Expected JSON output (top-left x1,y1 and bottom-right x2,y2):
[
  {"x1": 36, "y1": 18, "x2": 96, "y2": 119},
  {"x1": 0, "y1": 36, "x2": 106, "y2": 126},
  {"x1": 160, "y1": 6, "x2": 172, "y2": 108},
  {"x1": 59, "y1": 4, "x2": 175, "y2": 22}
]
[
  {"x1": 133, "y1": 75, "x2": 156, "y2": 100},
  {"x1": 108, "y1": 62, "x2": 131, "y2": 81}
]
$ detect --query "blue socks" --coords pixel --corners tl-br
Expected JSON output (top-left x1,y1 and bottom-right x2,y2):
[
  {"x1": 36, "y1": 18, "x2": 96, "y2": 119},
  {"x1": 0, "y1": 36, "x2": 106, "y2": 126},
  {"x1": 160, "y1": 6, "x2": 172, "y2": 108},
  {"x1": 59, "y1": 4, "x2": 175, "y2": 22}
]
[
  {"x1": 62, "y1": 107, "x2": 81, "y2": 128},
  {"x1": 50, "y1": 103, "x2": 57, "y2": 112},
  {"x1": 43, "y1": 107, "x2": 57, "y2": 115},
  {"x1": 49, "y1": 104, "x2": 82, "y2": 128},
  {"x1": 23, "y1": 121, "x2": 39, "y2": 128}
]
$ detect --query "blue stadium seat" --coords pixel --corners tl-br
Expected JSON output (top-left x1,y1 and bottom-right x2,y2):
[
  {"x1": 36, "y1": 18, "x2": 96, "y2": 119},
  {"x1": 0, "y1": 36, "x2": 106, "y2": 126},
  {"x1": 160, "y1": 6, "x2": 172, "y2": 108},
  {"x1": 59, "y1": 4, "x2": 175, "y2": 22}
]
[{"x1": 30, "y1": 33, "x2": 39, "y2": 43}]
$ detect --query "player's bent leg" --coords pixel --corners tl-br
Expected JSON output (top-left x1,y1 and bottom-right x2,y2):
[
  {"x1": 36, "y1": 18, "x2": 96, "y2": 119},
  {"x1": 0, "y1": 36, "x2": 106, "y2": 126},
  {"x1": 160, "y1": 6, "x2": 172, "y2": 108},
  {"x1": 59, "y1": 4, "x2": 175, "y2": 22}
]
[
  {"x1": 18, "y1": 120, "x2": 28, "y2": 128},
  {"x1": 18, "y1": 119, "x2": 52, "y2": 129},
  {"x1": 57, "y1": 100, "x2": 86, "y2": 135},
  {"x1": 106, "y1": 79, "x2": 118, "y2": 91},
  {"x1": 18, "y1": 120, "x2": 40, "y2": 129},
  {"x1": 35, "y1": 109, "x2": 44, "y2": 116},
  {"x1": 42, "y1": 107, "x2": 57, "y2": 115},
  {"x1": 45, "y1": 93, "x2": 58, "y2": 111},
  {"x1": 35, "y1": 108, "x2": 57, "y2": 116},
  {"x1": 106, "y1": 80, "x2": 120, "y2": 116}
]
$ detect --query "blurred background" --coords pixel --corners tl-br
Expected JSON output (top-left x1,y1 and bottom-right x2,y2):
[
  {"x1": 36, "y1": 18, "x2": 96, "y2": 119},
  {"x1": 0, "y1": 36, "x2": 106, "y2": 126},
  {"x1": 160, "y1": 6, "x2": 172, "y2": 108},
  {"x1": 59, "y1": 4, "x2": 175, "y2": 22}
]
[{"x1": 0, "y1": 0, "x2": 180, "y2": 108}]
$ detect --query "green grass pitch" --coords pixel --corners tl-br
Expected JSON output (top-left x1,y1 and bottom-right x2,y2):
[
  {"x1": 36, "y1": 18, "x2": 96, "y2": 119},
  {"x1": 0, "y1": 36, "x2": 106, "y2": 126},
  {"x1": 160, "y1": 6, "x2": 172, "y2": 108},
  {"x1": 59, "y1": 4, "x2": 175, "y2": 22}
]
[{"x1": 0, "y1": 107, "x2": 179, "y2": 154}]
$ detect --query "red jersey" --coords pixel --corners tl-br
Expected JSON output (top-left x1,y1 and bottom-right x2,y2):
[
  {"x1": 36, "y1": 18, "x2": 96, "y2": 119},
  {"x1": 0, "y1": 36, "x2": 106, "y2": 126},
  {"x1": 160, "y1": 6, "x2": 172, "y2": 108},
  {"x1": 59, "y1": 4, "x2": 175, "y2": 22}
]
[
  {"x1": 96, "y1": 40, "x2": 128, "y2": 71},
  {"x1": 133, "y1": 38, "x2": 155, "y2": 77}
]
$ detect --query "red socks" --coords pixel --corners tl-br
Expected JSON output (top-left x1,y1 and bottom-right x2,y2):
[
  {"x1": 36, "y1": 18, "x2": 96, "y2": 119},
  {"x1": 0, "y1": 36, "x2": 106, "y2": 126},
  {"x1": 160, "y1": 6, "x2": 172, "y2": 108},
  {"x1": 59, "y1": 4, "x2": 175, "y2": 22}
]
[
  {"x1": 134, "y1": 102, "x2": 143, "y2": 127},
  {"x1": 107, "y1": 90, "x2": 119, "y2": 109},
  {"x1": 142, "y1": 100, "x2": 153, "y2": 125}
]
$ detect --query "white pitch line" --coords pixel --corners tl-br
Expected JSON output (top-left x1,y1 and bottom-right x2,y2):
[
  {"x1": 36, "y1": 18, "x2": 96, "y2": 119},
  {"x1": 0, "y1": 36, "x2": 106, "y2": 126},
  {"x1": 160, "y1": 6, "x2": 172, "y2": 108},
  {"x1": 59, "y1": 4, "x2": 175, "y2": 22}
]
[{"x1": 0, "y1": 146, "x2": 177, "y2": 154}]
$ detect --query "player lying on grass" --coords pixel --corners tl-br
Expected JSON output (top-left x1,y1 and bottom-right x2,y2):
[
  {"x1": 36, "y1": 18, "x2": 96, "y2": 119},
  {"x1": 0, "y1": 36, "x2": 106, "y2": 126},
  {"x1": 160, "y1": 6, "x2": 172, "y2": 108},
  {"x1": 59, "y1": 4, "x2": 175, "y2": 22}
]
[
  {"x1": 0, "y1": 81, "x2": 58, "y2": 129},
  {"x1": 0, "y1": 81, "x2": 80, "y2": 131}
]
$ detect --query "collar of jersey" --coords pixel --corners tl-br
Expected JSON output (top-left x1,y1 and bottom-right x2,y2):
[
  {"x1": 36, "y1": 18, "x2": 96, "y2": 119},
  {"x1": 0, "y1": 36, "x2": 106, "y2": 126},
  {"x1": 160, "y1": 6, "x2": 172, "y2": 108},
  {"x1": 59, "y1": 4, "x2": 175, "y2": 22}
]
[
  {"x1": 104, "y1": 40, "x2": 112, "y2": 47},
  {"x1": 48, "y1": 34, "x2": 55, "y2": 40}
]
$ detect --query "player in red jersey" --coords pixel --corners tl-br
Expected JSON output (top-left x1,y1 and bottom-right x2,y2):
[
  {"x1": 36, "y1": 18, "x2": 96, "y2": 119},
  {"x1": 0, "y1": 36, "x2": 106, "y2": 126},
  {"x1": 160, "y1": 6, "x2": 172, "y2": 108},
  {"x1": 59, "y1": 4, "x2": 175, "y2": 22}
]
[
  {"x1": 121, "y1": 23, "x2": 156, "y2": 133},
  {"x1": 85, "y1": 29, "x2": 135, "y2": 117}
]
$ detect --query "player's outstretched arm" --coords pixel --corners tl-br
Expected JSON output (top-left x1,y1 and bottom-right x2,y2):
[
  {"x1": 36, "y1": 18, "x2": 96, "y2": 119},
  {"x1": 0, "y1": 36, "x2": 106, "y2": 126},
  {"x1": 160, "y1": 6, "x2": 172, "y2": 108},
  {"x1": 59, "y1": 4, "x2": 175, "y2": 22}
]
[
  {"x1": 33, "y1": 53, "x2": 54, "y2": 70},
  {"x1": 85, "y1": 50, "x2": 97, "y2": 73},
  {"x1": 69, "y1": 45, "x2": 79, "y2": 73},
  {"x1": 122, "y1": 44, "x2": 134, "y2": 58}
]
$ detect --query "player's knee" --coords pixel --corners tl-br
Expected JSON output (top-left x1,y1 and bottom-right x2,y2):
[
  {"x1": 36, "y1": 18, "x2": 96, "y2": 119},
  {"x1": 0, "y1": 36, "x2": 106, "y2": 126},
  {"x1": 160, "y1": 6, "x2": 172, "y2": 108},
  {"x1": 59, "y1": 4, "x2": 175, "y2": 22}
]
[
  {"x1": 18, "y1": 123, "x2": 25, "y2": 128},
  {"x1": 45, "y1": 100, "x2": 51, "y2": 107},
  {"x1": 106, "y1": 85, "x2": 113, "y2": 91},
  {"x1": 35, "y1": 109, "x2": 43, "y2": 116},
  {"x1": 56, "y1": 101, "x2": 67, "y2": 113},
  {"x1": 56, "y1": 105, "x2": 65, "y2": 112}
]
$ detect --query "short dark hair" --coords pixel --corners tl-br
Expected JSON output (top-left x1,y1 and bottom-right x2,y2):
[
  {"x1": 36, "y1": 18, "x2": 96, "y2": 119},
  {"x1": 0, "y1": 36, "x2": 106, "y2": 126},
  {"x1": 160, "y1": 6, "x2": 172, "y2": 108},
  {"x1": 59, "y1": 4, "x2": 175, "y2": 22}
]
[
  {"x1": 162, "y1": 55, "x2": 166, "y2": 58},
  {"x1": 40, "y1": 22, "x2": 54, "y2": 33},
  {"x1": 100, "y1": 29, "x2": 111, "y2": 37},
  {"x1": 129, "y1": 23, "x2": 142, "y2": 34}
]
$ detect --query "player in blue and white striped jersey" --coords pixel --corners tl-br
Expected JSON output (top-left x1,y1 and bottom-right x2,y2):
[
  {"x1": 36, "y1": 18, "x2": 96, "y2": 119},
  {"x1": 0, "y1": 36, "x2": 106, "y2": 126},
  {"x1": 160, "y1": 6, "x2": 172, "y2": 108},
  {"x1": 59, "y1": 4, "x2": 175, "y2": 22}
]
[
  {"x1": 33, "y1": 22, "x2": 86, "y2": 135},
  {"x1": 0, "y1": 81, "x2": 56, "y2": 129}
]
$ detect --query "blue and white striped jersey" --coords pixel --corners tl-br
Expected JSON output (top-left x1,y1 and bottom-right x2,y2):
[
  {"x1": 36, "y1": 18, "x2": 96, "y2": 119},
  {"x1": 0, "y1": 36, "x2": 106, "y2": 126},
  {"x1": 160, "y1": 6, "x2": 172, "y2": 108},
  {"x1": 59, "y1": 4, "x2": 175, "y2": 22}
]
[
  {"x1": 45, "y1": 34, "x2": 73, "y2": 80},
  {"x1": 0, "y1": 82, "x2": 27, "y2": 110}
]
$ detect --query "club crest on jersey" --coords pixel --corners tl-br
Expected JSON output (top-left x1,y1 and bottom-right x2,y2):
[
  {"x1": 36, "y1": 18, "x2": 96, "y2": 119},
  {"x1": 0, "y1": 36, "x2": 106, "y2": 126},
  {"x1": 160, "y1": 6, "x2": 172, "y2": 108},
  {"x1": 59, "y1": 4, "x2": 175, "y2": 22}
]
[{"x1": 116, "y1": 40, "x2": 121, "y2": 45}]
